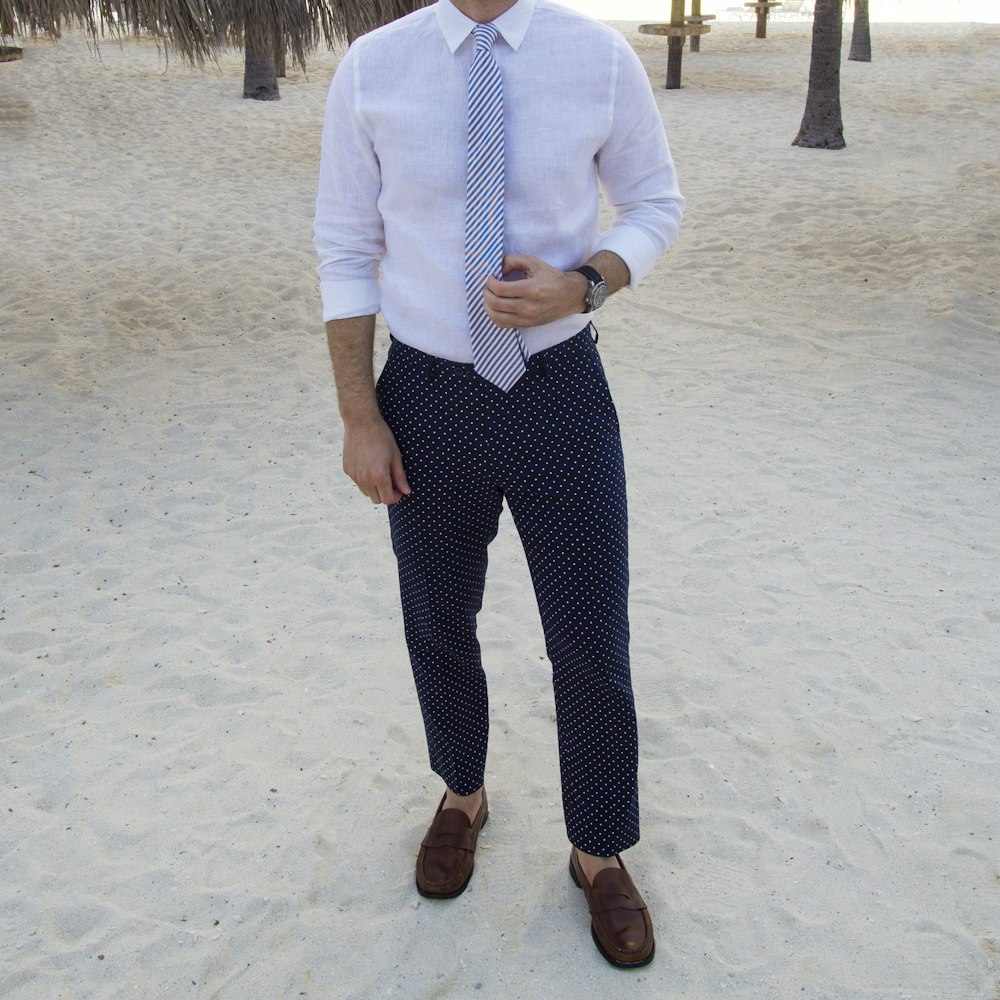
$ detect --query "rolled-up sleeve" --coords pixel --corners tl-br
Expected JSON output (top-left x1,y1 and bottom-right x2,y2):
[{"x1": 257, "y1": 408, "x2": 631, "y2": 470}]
[
  {"x1": 594, "y1": 40, "x2": 684, "y2": 289},
  {"x1": 314, "y1": 45, "x2": 385, "y2": 322}
]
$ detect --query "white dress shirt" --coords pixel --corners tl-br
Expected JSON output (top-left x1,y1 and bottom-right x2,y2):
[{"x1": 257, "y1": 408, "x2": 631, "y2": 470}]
[{"x1": 314, "y1": 0, "x2": 684, "y2": 363}]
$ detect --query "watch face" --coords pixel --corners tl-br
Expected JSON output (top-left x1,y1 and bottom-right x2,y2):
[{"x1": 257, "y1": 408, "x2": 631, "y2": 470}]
[{"x1": 591, "y1": 281, "x2": 609, "y2": 310}]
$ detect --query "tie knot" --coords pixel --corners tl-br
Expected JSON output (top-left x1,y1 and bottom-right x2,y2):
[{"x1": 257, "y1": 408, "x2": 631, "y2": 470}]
[{"x1": 472, "y1": 23, "x2": 499, "y2": 52}]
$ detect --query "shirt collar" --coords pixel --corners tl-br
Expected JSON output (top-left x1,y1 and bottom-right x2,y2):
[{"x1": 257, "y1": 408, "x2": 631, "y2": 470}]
[{"x1": 436, "y1": 0, "x2": 535, "y2": 54}]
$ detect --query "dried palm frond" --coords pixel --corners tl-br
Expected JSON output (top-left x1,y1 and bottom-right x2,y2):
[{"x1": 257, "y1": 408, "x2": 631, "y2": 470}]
[{"x1": 2, "y1": 0, "x2": 431, "y2": 66}]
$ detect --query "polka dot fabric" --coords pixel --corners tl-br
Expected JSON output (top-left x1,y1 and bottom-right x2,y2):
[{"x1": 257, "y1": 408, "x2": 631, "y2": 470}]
[{"x1": 376, "y1": 328, "x2": 640, "y2": 857}]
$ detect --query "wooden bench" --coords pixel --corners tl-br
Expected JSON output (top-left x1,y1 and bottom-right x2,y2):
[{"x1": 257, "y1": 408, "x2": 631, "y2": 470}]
[
  {"x1": 744, "y1": 1, "x2": 782, "y2": 38},
  {"x1": 638, "y1": 23, "x2": 712, "y2": 89}
]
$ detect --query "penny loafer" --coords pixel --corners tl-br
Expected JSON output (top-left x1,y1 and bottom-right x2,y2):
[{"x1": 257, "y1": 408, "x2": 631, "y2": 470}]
[
  {"x1": 570, "y1": 848, "x2": 655, "y2": 968},
  {"x1": 415, "y1": 791, "x2": 488, "y2": 898}
]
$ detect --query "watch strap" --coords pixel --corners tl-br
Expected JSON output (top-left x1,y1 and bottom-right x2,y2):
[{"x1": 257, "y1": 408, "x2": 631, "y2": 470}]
[
  {"x1": 573, "y1": 265, "x2": 604, "y2": 287},
  {"x1": 573, "y1": 265, "x2": 607, "y2": 313}
]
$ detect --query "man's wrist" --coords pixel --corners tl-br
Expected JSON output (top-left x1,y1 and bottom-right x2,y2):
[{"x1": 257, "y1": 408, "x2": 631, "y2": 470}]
[
  {"x1": 566, "y1": 269, "x2": 590, "y2": 314},
  {"x1": 573, "y1": 264, "x2": 609, "y2": 313},
  {"x1": 340, "y1": 398, "x2": 383, "y2": 428}
]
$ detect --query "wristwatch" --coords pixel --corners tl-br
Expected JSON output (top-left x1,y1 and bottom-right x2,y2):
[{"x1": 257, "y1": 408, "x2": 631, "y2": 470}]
[{"x1": 573, "y1": 265, "x2": 608, "y2": 313}]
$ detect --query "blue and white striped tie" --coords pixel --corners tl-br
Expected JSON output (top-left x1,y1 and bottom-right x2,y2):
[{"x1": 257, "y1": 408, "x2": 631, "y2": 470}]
[{"x1": 464, "y1": 23, "x2": 527, "y2": 392}]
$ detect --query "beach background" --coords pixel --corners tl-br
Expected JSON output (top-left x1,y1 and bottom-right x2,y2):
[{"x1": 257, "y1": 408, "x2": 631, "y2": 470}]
[
  {"x1": 1, "y1": 4, "x2": 998, "y2": 999},
  {"x1": 566, "y1": 0, "x2": 1000, "y2": 20}
]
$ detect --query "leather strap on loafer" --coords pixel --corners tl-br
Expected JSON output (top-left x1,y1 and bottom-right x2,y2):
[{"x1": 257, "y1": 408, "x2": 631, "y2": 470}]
[
  {"x1": 421, "y1": 809, "x2": 479, "y2": 853},
  {"x1": 586, "y1": 871, "x2": 648, "y2": 915}
]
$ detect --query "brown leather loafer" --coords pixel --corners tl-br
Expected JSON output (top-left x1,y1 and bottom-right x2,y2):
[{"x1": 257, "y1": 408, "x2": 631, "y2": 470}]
[
  {"x1": 415, "y1": 790, "x2": 488, "y2": 899},
  {"x1": 570, "y1": 848, "x2": 655, "y2": 968}
]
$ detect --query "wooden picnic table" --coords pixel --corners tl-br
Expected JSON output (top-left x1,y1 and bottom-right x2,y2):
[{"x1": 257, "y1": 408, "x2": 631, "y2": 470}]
[{"x1": 745, "y1": 1, "x2": 782, "y2": 38}]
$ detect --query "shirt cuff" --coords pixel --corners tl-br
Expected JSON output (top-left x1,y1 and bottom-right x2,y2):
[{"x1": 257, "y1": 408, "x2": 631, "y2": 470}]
[
  {"x1": 594, "y1": 227, "x2": 662, "y2": 291},
  {"x1": 320, "y1": 279, "x2": 381, "y2": 322}
]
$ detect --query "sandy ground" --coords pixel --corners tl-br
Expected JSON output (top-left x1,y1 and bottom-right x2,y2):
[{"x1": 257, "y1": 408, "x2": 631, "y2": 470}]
[{"x1": 1, "y1": 12, "x2": 999, "y2": 1000}]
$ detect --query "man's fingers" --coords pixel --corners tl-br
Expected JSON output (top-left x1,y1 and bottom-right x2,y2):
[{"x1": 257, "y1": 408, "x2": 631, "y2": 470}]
[
  {"x1": 503, "y1": 253, "x2": 539, "y2": 275},
  {"x1": 484, "y1": 285, "x2": 542, "y2": 327},
  {"x1": 361, "y1": 479, "x2": 396, "y2": 506},
  {"x1": 390, "y1": 450, "x2": 412, "y2": 498},
  {"x1": 484, "y1": 286, "x2": 518, "y2": 313},
  {"x1": 355, "y1": 459, "x2": 410, "y2": 506},
  {"x1": 349, "y1": 472, "x2": 385, "y2": 505},
  {"x1": 486, "y1": 273, "x2": 530, "y2": 299},
  {"x1": 363, "y1": 467, "x2": 400, "y2": 506},
  {"x1": 375, "y1": 484, "x2": 400, "y2": 505}
]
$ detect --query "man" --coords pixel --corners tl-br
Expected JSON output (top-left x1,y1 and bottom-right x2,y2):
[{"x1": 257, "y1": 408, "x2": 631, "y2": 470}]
[{"x1": 314, "y1": 0, "x2": 683, "y2": 969}]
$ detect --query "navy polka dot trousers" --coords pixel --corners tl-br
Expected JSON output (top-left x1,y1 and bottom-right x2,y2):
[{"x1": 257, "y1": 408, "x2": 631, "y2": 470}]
[{"x1": 376, "y1": 328, "x2": 639, "y2": 857}]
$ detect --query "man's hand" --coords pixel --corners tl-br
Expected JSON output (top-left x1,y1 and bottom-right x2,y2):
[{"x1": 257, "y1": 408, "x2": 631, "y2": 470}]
[
  {"x1": 484, "y1": 254, "x2": 588, "y2": 329},
  {"x1": 342, "y1": 414, "x2": 411, "y2": 506}
]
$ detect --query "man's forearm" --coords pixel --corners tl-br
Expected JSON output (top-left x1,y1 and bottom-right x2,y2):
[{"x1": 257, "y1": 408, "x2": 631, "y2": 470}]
[
  {"x1": 585, "y1": 250, "x2": 630, "y2": 299},
  {"x1": 326, "y1": 314, "x2": 379, "y2": 425}
]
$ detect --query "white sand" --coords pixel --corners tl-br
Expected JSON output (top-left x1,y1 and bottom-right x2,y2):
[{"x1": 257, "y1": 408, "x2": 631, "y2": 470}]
[{"x1": 2, "y1": 15, "x2": 999, "y2": 1000}]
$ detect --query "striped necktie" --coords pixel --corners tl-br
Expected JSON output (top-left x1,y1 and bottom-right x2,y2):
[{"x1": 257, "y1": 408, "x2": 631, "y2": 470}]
[{"x1": 464, "y1": 23, "x2": 527, "y2": 392}]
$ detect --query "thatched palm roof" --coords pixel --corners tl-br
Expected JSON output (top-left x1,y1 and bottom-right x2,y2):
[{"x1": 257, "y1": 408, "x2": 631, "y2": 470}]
[{"x1": 2, "y1": 0, "x2": 430, "y2": 66}]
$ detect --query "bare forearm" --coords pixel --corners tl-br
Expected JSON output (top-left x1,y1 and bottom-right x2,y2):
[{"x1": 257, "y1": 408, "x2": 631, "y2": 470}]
[
  {"x1": 585, "y1": 250, "x2": 630, "y2": 299},
  {"x1": 325, "y1": 314, "x2": 379, "y2": 426}
]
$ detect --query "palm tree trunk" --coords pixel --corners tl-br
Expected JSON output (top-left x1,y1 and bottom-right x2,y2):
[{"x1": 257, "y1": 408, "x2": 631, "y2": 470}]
[
  {"x1": 273, "y1": 23, "x2": 286, "y2": 78},
  {"x1": 849, "y1": 0, "x2": 871, "y2": 62},
  {"x1": 792, "y1": 0, "x2": 845, "y2": 149},
  {"x1": 243, "y1": 41, "x2": 279, "y2": 101}
]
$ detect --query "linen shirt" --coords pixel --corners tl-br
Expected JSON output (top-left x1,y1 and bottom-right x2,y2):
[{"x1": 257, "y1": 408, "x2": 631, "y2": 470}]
[{"x1": 314, "y1": 0, "x2": 684, "y2": 363}]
